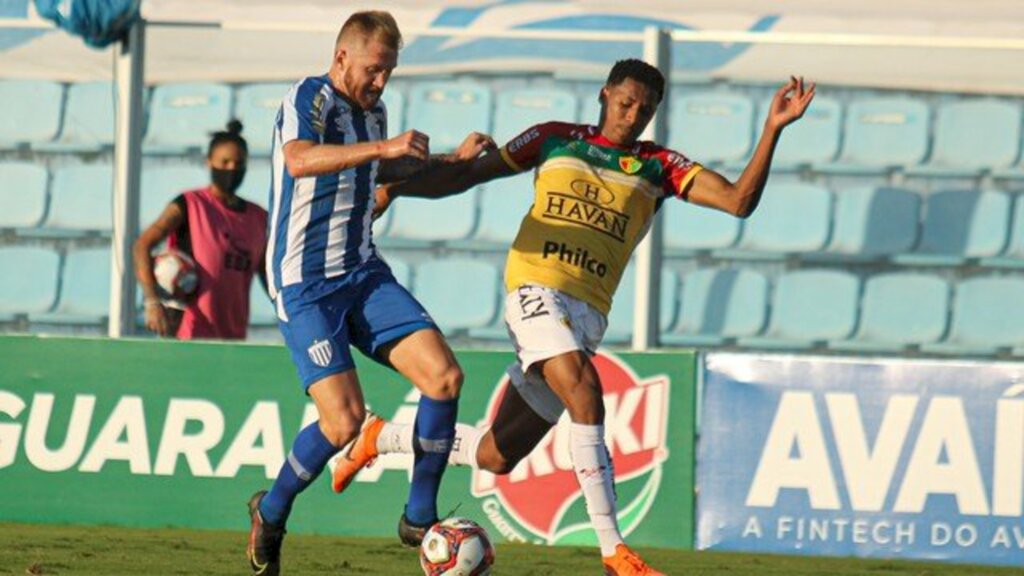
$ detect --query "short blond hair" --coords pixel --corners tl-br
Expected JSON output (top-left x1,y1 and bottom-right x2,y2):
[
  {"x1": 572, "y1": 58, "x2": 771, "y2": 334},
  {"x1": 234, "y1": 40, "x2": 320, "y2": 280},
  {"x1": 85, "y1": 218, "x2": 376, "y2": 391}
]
[{"x1": 336, "y1": 11, "x2": 403, "y2": 50}]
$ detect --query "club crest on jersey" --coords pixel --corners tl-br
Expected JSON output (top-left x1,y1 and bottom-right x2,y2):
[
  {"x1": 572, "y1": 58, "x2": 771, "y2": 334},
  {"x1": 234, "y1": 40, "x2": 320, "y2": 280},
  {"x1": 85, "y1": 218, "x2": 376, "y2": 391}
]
[
  {"x1": 307, "y1": 339, "x2": 333, "y2": 367},
  {"x1": 619, "y1": 156, "x2": 643, "y2": 174},
  {"x1": 311, "y1": 92, "x2": 326, "y2": 136}
]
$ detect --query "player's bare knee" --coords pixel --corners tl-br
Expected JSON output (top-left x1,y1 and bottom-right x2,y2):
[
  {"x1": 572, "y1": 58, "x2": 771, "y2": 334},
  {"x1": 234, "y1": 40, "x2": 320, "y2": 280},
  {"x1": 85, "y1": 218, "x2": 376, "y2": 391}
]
[
  {"x1": 477, "y1": 446, "x2": 516, "y2": 475},
  {"x1": 564, "y1": 384, "x2": 604, "y2": 425},
  {"x1": 318, "y1": 409, "x2": 365, "y2": 447},
  {"x1": 423, "y1": 363, "x2": 463, "y2": 400}
]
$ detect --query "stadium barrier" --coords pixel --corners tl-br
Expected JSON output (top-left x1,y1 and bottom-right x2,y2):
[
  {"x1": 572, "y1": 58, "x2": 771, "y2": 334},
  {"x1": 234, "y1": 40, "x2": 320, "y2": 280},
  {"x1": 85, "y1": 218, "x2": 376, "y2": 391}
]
[
  {"x1": 697, "y1": 353, "x2": 1024, "y2": 567},
  {"x1": 0, "y1": 335, "x2": 697, "y2": 550}
]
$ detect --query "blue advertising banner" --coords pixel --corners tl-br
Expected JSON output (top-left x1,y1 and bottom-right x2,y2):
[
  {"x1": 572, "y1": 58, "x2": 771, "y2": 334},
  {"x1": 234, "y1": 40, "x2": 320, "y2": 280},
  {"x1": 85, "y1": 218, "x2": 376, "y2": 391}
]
[{"x1": 697, "y1": 353, "x2": 1024, "y2": 567}]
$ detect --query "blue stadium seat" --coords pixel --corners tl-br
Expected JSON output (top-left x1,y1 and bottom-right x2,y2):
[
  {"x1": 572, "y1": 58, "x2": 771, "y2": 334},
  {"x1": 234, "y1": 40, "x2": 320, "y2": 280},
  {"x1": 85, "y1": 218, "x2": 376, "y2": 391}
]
[
  {"x1": 37, "y1": 82, "x2": 115, "y2": 152},
  {"x1": 0, "y1": 162, "x2": 47, "y2": 229},
  {"x1": 0, "y1": 79, "x2": 62, "y2": 149},
  {"x1": 922, "y1": 277, "x2": 1024, "y2": 356},
  {"x1": 759, "y1": 96, "x2": 841, "y2": 169},
  {"x1": 38, "y1": 164, "x2": 113, "y2": 236},
  {"x1": 817, "y1": 96, "x2": 929, "y2": 173},
  {"x1": 662, "y1": 268, "x2": 768, "y2": 347},
  {"x1": 826, "y1": 186, "x2": 920, "y2": 258},
  {"x1": 894, "y1": 189, "x2": 1011, "y2": 266},
  {"x1": 663, "y1": 199, "x2": 742, "y2": 254},
  {"x1": 31, "y1": 248, "x2": 111, "y2": 326},
  {"x1": 907, "y1": 99, "x2": 1022, "y2": 177},
  {"x1": 143, "y1": 83, "x2": 232, "y2": 154},
  {"x1": 669, "y1": 92, "x2": 754, "y2": 164},
  {"x1": 380, "y1": 87, "x2": 405, "y2": 135},
  {"x1": 380, "y1": 189, "x2": 479, "y2": 247},
  {"x1": 831, "y1": 273, "x2": 950, "y2": 352},
  {"x1": 718, "y1": 183, "x2": 831, "y2": 258},
  {"x1": 140, "y1": 165, "x2": 208, "y2": 226},
  {"x1": 740, "y1": 270, "x2": 859, "y2": 349},
  {"x1": 414, "y1": 258, "x2": 499, "y2": 332},
  {"x1": 605, "y1": 265, "x2": 679, "y2": 344},
  {"x1": 406, "y1": 82, "x2": 492, "y2": 152},
  {"x1": 234, "y1": 83, "x2": 290, "y2": 156},
  {"x1": 248, "y1": 280, "x2": 276, "y2": 327},
  {"x1": 237, "y1": 160, "x2": 271, "y2": 210},
  {"x1": 463, "y1": 174, "x2": 533, "y2": 248},
  {"x1": 0, "y1": 247, "x2": 60, "y2": 321},
  {"x1": 493, "y1": 88, "x2": 578, "y2": 142}
]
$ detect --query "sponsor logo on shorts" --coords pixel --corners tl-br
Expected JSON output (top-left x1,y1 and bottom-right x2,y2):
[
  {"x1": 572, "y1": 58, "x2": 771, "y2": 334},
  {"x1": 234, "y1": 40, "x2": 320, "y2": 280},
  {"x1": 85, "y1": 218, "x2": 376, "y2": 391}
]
[
  {"x1": 516, "y1": 287, "x2": 550, "y2": 320},
  {"x1": 307, "y1": 339, "x2": 333, "y2": 368},
  {"x1": 542, "y1": 193, "x2": 629, "y2": 242},
  {"x1": 542, "y1": 241, "x2": 609, "y2": 278}
]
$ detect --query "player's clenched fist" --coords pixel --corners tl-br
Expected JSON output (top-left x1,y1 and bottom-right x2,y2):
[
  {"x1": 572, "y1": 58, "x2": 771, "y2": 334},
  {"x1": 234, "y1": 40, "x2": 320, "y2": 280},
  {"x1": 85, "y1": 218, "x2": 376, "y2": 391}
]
[{"x1": 381, "y1": 129, "x2": 429, "y2": 160}]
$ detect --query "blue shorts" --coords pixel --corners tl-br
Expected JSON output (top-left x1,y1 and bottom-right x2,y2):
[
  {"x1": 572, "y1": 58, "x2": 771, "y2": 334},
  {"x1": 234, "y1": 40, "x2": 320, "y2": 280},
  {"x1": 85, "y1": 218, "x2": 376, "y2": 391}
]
[{"x1": 278, "y1": 258, "x2": 437, "y2": 391}]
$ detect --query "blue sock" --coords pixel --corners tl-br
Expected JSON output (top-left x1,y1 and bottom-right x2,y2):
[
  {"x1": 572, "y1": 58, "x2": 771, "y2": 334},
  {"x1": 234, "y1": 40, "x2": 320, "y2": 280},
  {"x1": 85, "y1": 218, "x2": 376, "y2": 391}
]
[
  {"x1": 405, "y1": 396, "x2": 458, "y2": 526},
  {"x1": 259, "y1": 421, "x2": 339, "y2": 526}
]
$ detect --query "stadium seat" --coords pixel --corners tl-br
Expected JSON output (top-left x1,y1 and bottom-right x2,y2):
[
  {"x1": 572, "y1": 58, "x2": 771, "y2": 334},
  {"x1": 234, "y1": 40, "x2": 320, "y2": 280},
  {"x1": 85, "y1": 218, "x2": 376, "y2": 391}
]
[
  {"x1": 493, "y1": 87, "x2": 578, "y2": 142},
  {"x1": 406, "y1": 82, "x2": 492, "y2": 152},
  {"x1": 140, "y1": 165, "x2": 208, "y2": 226},
  {"x1": 234, "y1": 83, "x2": 290, "y2": 156},
  {"x1": 894, "y1": 189, "x2": 1011, "y2": 266},
  {"x1": 740, "y1": 269, "x2": 859, "y2": 349},
  {"x1": 906, "y1": 99, "x2": 1022, "y2": 177},
  {"x1": 143, "y1": 83, "x2": 232, "y2": 154},
  {"x1": 668, "y1": 92, "x2": 754, "y2": 164},
  {"x1": 983, "y1": 195, "x2": 1024, "y2": 268},
  {"x1": 831, "y1": 273, "x2": 950, "y2": 352},
  {"x1": 247, "y1": 280, "x2": 276, "y2": 327},
  {"x1": 380, "y1": 189, "x2": 479, "y2": 247},
  {"x1": 605, "y1": 265, "x2": 679, "y2": 345},
  {"x1": 759, "y1": 96, "x2": 841, "y2": 169},
  {"x1": 0, "y1": 79, "x2": 62, "y2": 149},
  {"x1": 463, "y1": 174, "x2": 534, "y2": 248},
  {"x1": 662, "y1": 268, "x2": 768, "y2": 347},
  {"x1": 379, "y1": 88, "x2": 406, "y2": 135},
  {"x1": 817, "y1": 96, "x2": 929, "y2": 173},
  {"x1": 662, "y1": 199, "x2": 742, "y2": 254},
  {"x1": 826, "y1": 186, "x2": 920, "y2": 258},
  {"x1": 922, "y1": 277, "x2": 1024, "y2": 356},
  {"x1": 237, "y1": 160, "x2": 271, "y2": 210},
  {"x1": 37, "y1": 164, "x2": 113, "y2": 236},
  {"x1": 413, "y1": 258, "x2": 498, "y2": 332},
  {"x1": 37, "y1": 82, "x2": 115, "y2": 152},
  {"x1": 31, "y1": 248, "x2": 111, "y2": 326},
  {"x1": 717, "y1": 183, "x2": 831, "y2": 258},
  {"x1": 0, "y1": 162, "x2": 48, "y2": 230},
  {"x1": 0, "y1": 247, "x2": 60, "y2": 321}
]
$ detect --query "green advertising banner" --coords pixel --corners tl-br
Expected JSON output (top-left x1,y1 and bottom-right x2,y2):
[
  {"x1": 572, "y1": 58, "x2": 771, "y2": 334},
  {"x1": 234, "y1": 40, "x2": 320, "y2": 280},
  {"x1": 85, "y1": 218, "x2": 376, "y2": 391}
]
[{"x1": 0, "y1": 336, "x2": 696, "y2": 549}]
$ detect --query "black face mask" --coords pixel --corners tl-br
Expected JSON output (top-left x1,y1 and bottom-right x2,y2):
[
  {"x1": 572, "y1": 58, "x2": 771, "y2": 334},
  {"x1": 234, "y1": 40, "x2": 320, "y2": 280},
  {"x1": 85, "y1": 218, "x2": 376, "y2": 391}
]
[{"x1": 211, "y1": 167, "x2": 246, "y2": 193}]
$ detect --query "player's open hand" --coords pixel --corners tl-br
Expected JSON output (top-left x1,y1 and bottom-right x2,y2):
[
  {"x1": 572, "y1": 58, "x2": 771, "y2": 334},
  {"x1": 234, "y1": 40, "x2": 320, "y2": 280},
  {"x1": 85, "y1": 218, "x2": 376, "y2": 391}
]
[
  {"x1": 454, "y1": 132, "x2": 497, "y2": 161},
  {"x1": 766, "y1": 76, "x2": 816, "y2": 132},
  {"x1": 145, "y1": 301, "x2": 170, "y2": 337},
  {"x1": 382, "y1": 129, "x2": 430, "y2": 161}
]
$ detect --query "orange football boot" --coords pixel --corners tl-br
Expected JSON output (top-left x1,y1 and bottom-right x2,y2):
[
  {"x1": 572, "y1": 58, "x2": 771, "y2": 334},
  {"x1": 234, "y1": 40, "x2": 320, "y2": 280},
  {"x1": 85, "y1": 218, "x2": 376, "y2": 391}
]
[
  {"x1": 602, "y1": 544, "x2": 666, "y2": 576},
  {"x1": 331, "y1": 412, "x2": 384, "y2": 493}
]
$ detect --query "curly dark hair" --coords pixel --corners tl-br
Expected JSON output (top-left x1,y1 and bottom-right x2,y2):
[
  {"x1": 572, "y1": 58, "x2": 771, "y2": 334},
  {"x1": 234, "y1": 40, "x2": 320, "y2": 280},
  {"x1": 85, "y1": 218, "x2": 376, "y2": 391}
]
[
  {"x1": 207, "y1": 119, "x2": 248, "y2": 158},
  {"x1": 606, "y1": 59, "x2": 665, "y2": 103}
]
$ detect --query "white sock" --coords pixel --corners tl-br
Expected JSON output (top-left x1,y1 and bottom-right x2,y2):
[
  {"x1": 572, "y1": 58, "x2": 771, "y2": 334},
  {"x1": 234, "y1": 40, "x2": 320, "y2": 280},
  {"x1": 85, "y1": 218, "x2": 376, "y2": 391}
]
[
  {"x1": 570, "y1": 423, "x2": 623, "y2": 557},
  {"x1": 376, "y1": 422, "x2": 482, "y2": 468}
]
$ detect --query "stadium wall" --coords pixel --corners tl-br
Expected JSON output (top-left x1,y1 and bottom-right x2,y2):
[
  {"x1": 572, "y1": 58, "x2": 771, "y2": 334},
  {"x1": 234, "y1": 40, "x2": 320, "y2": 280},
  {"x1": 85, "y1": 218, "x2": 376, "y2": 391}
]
[{"x1": 0, "y1": 336, "x2": 696, "y2": 550}]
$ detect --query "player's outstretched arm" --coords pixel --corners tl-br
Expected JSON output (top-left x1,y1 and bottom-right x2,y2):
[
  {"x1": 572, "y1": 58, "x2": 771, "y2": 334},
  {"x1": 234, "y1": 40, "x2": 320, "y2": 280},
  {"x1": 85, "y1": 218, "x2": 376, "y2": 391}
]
[
  {"x1": 686, "y1": 76, "x2": 815, "y2": 218},
  {"x1": 283, "y1": 129, "x2": 429, "y2": 179}
]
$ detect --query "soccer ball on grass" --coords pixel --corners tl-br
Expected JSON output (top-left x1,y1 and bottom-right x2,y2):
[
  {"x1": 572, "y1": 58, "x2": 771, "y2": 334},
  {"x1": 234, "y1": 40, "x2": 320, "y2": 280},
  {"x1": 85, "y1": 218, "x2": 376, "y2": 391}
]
[{"x1": 420, "y1": 517, "x2": 495, "y2": 576}]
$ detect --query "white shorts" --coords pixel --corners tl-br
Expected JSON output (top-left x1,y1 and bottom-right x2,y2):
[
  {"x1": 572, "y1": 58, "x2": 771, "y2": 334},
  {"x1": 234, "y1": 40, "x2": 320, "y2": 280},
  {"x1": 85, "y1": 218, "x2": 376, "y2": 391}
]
[{"x1": 502, "y1": 284, "x2": 608, "y2": 424}]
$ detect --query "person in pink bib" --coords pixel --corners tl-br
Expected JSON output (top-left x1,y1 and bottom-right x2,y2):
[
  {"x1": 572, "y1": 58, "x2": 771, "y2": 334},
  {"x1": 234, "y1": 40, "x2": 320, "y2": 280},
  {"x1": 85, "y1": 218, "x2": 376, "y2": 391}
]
[{"x1": 135, "y1": 120, "x2": 269, "y2": 340}]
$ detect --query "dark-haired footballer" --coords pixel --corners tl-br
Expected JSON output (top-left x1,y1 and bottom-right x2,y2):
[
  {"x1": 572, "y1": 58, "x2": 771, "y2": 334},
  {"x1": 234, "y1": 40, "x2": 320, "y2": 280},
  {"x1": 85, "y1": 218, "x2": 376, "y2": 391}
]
[{"x1": 332, "y1": 60, "x2": 815, "y2": 575}]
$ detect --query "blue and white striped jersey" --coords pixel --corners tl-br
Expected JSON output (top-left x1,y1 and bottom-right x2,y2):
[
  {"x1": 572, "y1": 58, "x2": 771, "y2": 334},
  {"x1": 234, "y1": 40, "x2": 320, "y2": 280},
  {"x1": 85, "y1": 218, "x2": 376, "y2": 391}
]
[{"x1": 266, "y1": 75, "x2": 387, "y2": 303}]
